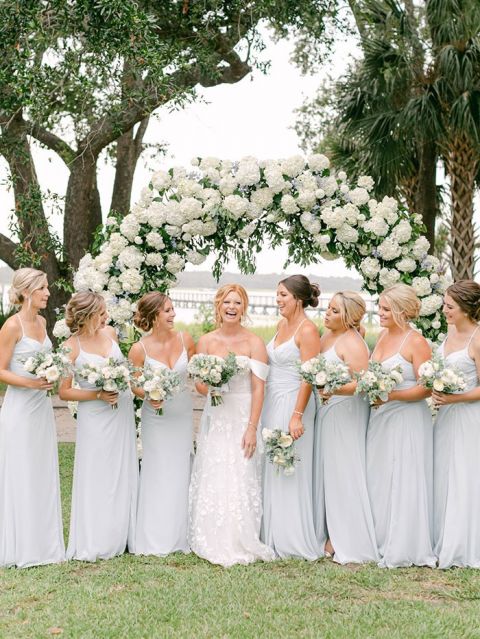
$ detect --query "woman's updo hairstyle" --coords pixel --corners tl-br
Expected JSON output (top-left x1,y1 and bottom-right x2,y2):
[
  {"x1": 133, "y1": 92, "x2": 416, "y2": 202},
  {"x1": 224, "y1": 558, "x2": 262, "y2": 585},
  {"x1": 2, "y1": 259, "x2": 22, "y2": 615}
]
[
  {"x1": 9, "y1": 267, "x2": 47, "y2": 307},
  {"x1": 134, "y1": 292, "x2": 169, "y2": 332},
  {"x1": 65, "y1": 292, "x2": 105, "y2": 334},
  {"x1": 381, "y1": 284, "x2": 421, "y2": 327},
  {"x1": 446, "y1": 280, "x2": 480, "y2": 322},
  {"x1": 279, "y1": 275, "x2": 320, "y2": 308},
  {"x1": 333, "y1": 291, "x2": 366, "y2": 329},
  {"x1": 214, "y1": 284, "x2": 249, "y2": 327}
]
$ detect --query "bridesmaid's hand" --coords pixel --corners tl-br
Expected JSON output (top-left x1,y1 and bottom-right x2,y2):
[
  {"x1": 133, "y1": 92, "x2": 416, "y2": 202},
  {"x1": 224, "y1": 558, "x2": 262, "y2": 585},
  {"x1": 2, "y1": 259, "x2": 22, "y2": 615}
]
[
  {"x1": 289, "y1": 415, "x2": 304, "y2": 440},
  {"x1": 149, "y1": 399, "x2": 163, "y2": 411},
  {"x1": 241, "y1": 425, "x2": 257, "y2": 459},
  {"x1": 318, "y1": 388, "x2": 331, "y2": 404},
  {"x1": 29, "y1": 377, "x2": 54, "y2": 392},
  {"x1": 99, "y1": 390, "x2": 119, "y2": 406},
  {"x1": 432, "y1": 391, "x2": 458, "y2": 406}
]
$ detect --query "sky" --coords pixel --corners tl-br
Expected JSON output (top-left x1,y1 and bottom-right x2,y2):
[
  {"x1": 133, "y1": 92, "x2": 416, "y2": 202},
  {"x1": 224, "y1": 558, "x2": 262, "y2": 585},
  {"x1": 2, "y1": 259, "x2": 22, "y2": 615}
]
[{"x1": 0, "y1": 29, "x2": 478, "y2": 280}]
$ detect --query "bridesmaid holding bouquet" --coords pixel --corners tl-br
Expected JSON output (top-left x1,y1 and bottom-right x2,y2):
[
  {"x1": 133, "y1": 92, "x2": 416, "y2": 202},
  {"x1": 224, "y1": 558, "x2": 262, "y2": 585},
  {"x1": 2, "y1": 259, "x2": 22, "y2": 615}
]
[
  {"x1": 129, "y1": 292, "x2": 195, "y2": 557},
  {"x1": 433, "y1": 280, "x2": 480, "y2": 568},
  {"x1": 59, "y1": 292, "x2": 138, "y2": 561},
  {"x1": 0, "y1": 268, "x2": 64, "y2": 568}
]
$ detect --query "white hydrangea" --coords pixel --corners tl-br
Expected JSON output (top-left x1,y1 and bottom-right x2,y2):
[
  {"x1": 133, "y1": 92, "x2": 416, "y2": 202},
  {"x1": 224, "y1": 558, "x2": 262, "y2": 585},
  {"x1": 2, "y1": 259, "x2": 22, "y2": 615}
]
[
  {"x1": 307, "y1": 154, "x2": 330, "y2": 172},
  {"x1": 107, "y1": 277, "x2": 122, "y2": 295},
  {"x1": 219, "y1": 176, "x2": 238, "y2": 196},
  {"x1": 280, "y1": 155, "x2": 305, "y2": 177},
  {"x1": 336, "y1": 223, "x2": 359, "y2": 244},
  {"x1": 151, "y1": 171, "x2": 171, "y2": 191},
  {"x1": 396, "y1": 257, "x2": 417, "y2": 273},
  {"x1": 379, "y1": 268, "x2": 401, "y2": 288},
  {"x1": 412, "y1": 237, "x2": 430, "y2": 259},
  {"x1": 120, "y1": 215, "x2": 140, "y2": 241},
  {"x1": 118, "y1": 246, "x2": 144, "y2": 270},
  {"x1": 337, "y1": 171, "x2": 347, "y2": 181},
  {"x1": 251, "y1": 187, "x2": 274, "y2": 209},
  {"x1": 119, "y1": 269, "x2": 143, "y2": 293},
  {"x1": 94, "y1": 250, "x2": 115, "y2": 273},
  {"x1": 236, "y1": 157, "x2": 260, "y2": 186},
  {"x1": 265, "y1": 167, "x2": 288, "y2": 194},
  {"x1": 145, "y1": 253, "x2": 164, "y2": 267},
  {"x1": 164, "y1": 225, "x2": 182, "y2": 237},
  {"x1": 377, "y1": 238, "x2": 402, "y2": 261},
  {"x1": 223, "y1": 194, "x2": 249, "y2": 220},
  {"x1": 321, "y1": 206, "x2": 347, "y2": 229},
  {"x1": 296, "y1": 172, "x2": 317, "y2": 192},
  {"x1": 237, "y1": 222, "x2": 256, "y2": 239},
  {"x1": 139, "y1": 187, "x2": 153, "y2": 207},
  {"x1": 391, "y1": 220, "x2": 412, "y2": 244},
  {"x1": 360, "y1": 257, "x2": 381, "y2": 279},
  {"x1": 348, "y1": 187, "x2": 370, "y2": 206},
  {"x1": 146, "y1": 204, "x2": 167, "y2": 228},
  {"x1": 74, "y1": 265, "x2": 108, "y2": 293},
  {"x1": 201, "y1": 220, "x2": 217, "y2": 236},
  {"x1": 280, "y1": 194, "x2": 299, "y2": 215},
  {"x1": 300, "y1": 212, "x2": 321, "y2": 234},
  {"x1": 146, "y1": 231, "x2": 165, "y2": 250},
  {"x1": 199, "y1": 157, "x2": 221, "y2": 170},
  {"x1": 422, "y1": 254, "x2": 440, "y2": 272},
  {"x1": 186, "y1": 250, "x2": 206, "y2": 265},
  {"x1": 165, "y1": 253, "x2": 186, "y2": 274},
  {"x1": 318, "y1": 176, "x2": 338, "y2": 197},
  {"x1": 343, "y1": 203, "x2": 360, "y2": 225},
  {"x1": 412, "y1": 276, "x2": 432, "y2": 297},
  {"x1": 165, "y1": 204, "x2": 186, "y2": 227},
  {"x1": 107, "y1": 233, "x2": 129, "y2": 256},
  {"x1": 313, "y1": 234, "x2": 331, "y2": 247},
  {"x1": 176, "y1": 178, "x2": 203, "y2": 198},
  {"x1": 53, "y1": 318, "x2": 71, "y2": 340},
  {"x1": 363, "y1": 216, "x2": 389, "y2": 237},
  {"x1": 357, "y1": 175, "x2": 375, "y2": 191},
  {"x1": 419, "y1": 294, "x2": 443, "y2": 316},
  {"x1": 178, "y1": 197, "x2": 203, "y2": 221},
  {"x1": 297, "y1": 190, "x2": 317, "y2": 210},
  {"x1": 108, "y1": 298, "x2": 135, "y2": 324}
]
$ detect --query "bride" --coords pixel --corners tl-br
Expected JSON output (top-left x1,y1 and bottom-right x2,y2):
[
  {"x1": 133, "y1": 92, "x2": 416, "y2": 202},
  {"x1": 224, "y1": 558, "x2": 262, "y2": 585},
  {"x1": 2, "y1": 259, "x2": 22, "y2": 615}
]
[{"x1": 188, "y1": 284, "x2": 275, "y2": 566}]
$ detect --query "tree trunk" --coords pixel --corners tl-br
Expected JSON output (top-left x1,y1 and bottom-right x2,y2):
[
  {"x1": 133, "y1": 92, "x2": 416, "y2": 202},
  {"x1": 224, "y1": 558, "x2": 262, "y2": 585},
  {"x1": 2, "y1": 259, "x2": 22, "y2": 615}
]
[
  {"x1": 445, "y1": 134, "x2": 478, "y2": 280},
  {"x1": 110, "y1": 117, "x2": 150, "y2": 216},
  {"x1": 415, "y1": 139, "x2": 437, "y2": 253},
  {"x1": 64, "y1": 155, "x2": 102, "y2": 269}
]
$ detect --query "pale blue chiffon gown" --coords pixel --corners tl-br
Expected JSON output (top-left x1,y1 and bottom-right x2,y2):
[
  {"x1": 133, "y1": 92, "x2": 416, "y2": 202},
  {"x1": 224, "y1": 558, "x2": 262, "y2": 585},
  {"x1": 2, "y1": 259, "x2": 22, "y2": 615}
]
[
  {"x1": 366, "y1": 330, "x2": 435, "y2": 568},
  {"x1": 134, "y1": 333, "x2": 193, "y2": 556},
  {"x1": 67, "y1": 338, "x2": 138, "y2": 561},
  {"x1": 434, "y1": 327, "x2": 480, "y2": 568},
  {"x1": 314, "y1": 334, "x2": 378, "y2": 564},
  {"x1": 0, "y1": 317, "x2": 65, "y2": 568},
  {"x1": 262, "y1": 324, "x2": 322, "y2": 560}
]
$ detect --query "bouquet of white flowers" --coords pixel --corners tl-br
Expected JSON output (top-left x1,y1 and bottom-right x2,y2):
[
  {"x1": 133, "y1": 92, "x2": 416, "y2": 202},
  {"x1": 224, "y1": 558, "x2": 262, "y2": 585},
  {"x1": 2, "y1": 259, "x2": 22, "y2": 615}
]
[
  {"x1": 418, "y1": 353, "x2": 466, "y2": 394},
  {"x1": 75, "y1": 357, "x2": 133, "y2": 409},
  {"x1": 187, "y1": 352, "x2": 244, "y2": 406},
  {"x1": 262, "y1": 428, "x2": 299, "y2": 476},
  {"x1": 23, "y1": 348, "x2": 72, "y2": 396},
  {"x1": 354, "y1": 361, "x2": 404, "y2": 405},
  {"x1": 136, "y1": 365, "x2": 182, "y2": 415},
  {"x1": 298, "y1": 355, "x2": 351, "y2": 403}
]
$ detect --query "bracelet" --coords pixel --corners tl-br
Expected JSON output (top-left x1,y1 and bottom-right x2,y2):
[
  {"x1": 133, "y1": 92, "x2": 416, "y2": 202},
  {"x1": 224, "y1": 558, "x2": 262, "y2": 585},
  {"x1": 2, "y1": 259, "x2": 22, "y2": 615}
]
[
  {"x1": 248, "y1": 421, "x2": 257, "y2": 428},
  {"x1": 293, "y1": 410, "x2": 303, "y2": 416}
]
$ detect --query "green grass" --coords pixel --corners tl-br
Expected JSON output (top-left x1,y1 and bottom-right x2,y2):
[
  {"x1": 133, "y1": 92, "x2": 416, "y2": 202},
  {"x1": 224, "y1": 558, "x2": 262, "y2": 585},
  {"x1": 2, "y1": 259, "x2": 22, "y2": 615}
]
[{"x1": 2, "y1": 446, "x2": 480, "y2": 638}]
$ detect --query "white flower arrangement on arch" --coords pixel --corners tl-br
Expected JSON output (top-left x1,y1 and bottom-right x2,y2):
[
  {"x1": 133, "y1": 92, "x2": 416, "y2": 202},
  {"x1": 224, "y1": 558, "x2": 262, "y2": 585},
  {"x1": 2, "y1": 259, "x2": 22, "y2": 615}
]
[{"x1": 65, "y1": 154, "x2": 449, "y2": 340}]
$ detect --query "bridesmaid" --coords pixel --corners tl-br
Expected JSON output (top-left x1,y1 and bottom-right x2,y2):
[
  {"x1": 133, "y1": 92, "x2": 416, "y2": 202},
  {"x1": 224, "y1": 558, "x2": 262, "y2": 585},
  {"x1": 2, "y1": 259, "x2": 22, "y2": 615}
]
[
  {"x1": 59, "y1": 292, "x2": 138, "y2": 561},
  {"x1": 0, "y1": 268, "x2": 64, "y2": 568},
  {"x1": 433, "y1": 280, "x2": 480, "y2": 568},
  {"x1": 314, "y1": 291, "x2": 378, "y2": 564},
  {"x1": 367, "y1": 283, "x2": 435, "y2": 568},
  {"x1": 262, "y1": 275, "x2": 323, "y2": 560},
  {"x1": 129, "y1": 292, "x2": 195, "y2": 556}
]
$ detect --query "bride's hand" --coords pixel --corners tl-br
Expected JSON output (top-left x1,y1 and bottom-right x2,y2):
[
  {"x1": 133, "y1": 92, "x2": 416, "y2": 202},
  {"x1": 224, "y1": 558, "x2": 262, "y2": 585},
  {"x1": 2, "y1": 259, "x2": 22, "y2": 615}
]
[
  {"x1": 241, "y1": 424, "x2": 257, "y2": 459},
  {"x1": 149, "y1": 399, "x2": 163, "y2": 411},
  {"x1": 289, "y1": 414, "x2": 304, "y2": 440}
]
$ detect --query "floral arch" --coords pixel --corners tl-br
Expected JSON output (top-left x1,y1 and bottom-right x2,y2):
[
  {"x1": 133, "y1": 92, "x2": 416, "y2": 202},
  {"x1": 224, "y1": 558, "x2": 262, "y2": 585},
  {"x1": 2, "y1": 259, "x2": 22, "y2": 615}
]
[{"x1": 67, "y1": 155, "x2": 448, "y2": 340}]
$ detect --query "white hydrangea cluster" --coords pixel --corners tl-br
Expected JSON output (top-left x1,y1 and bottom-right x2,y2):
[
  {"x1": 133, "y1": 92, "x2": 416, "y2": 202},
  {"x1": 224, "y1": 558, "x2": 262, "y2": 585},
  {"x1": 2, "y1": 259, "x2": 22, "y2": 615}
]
[{"x1": 69, "y1": 154, "x2": 446, "y2": 337}]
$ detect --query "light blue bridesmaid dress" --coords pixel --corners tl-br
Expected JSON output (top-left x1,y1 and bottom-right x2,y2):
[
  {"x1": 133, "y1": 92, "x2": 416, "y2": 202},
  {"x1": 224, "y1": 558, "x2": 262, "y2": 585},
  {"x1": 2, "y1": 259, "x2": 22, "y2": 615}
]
[
  {"x1": 366, "y1": 330, "x2": 435, "y2": 568},
  {"x1": 67, "y1": 337, "x2": 138, "y2": 561},
  {"x1": 262, "y1": 321, "x2": 322, "y2": 560},
  {"x1": 0, "y1": 316, "x2": 65, "y2": 568},
  {"x1": 314, "y1": 332, "x2": 378, "y2": 564},
  {"x1": 434, "y1": 326, "x2": 480, "y2": 568},
  {"x1": 134, "y1": 333, "x2": 193, "y2": 556}
]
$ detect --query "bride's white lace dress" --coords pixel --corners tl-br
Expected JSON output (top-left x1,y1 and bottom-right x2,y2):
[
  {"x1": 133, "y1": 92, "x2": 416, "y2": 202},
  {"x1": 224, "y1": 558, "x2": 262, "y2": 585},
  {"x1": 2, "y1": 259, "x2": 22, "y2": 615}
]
[{"x1": 188, "y1": 356, "x2": 275, "y2": 567}]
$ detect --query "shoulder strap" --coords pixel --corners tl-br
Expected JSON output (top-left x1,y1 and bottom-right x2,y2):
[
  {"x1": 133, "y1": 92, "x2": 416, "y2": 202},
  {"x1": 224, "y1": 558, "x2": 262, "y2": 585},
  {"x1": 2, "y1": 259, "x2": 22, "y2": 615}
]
[
  {"x1": 398, "y1": 329, "x2": 413, "y2": 353},
  {"x1": 17, "y1": 314, "x2": 25, "y2": 337},
  {"x1": 178, "y1": 331, "x2": 185, "y2": 349},
  {"x1": 76, "y1": 336, "x2": 81, "y2": 350},
  {"x1": 466, "y1": 326, "x2": 480, "y2": 348},
  {"x1": 139, "y1": 339, "x2": 148, "y2": 356},
  {"x1": 353, "y1": 328, "x2": 370, "y2": 354},
  {"x1": 293, "y1": 318, "x2": 307, "y2": 337}
]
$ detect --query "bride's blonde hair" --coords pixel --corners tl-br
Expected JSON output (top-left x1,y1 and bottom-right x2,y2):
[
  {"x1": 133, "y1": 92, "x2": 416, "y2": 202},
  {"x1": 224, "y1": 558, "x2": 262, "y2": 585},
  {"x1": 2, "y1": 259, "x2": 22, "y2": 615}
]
[{"x1": 214, "y1": 284, "x2": 249, "y2": 327}]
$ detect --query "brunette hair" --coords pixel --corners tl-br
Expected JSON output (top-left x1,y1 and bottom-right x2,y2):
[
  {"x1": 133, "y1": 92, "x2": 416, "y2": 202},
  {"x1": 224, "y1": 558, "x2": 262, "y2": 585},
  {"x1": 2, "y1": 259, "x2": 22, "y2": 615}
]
[
  {"x1": 9, "y1": 268, "x2": 47, "y2": 307},
  {"x1": 214, "y1": 284, "x2": 249, "y2": 327},
  {"x1": 279, "y1": 274, "x2": 320, "y2": 308},
  {"x1": 65, "y1": 292, "x2": 105, "y2": 334},
  {"x1": 134, "y1": 292, "x2": 170, "y2": 332},
  {"x1": 446, "y1": 280, "x2": 480, "y2": 322},
  {"x1": 333, "y1": 291, "x2": 366, "y2": 329},
  {"x1": 381, "y1": 284, "x2": 421, "y2": 327}
]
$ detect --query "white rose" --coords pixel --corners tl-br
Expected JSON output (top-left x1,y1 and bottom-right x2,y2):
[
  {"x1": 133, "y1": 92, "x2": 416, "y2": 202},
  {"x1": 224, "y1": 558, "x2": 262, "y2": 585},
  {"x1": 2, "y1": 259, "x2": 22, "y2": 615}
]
[
  {"x1": 433, "y1": 379, "x2": 445, "y2": 391},
  {"x1": 357, "y1": 175, "x2": 375, "y2": 191},
  {"x1": 45, "y1": 366, "x2": 60, "y2": 382},
  {"x1": 315, "y1": 371, "x2": 328, "y2": 386},
  {"x1": 53, "y1": 319, "x2": 71, "y2": 340}
]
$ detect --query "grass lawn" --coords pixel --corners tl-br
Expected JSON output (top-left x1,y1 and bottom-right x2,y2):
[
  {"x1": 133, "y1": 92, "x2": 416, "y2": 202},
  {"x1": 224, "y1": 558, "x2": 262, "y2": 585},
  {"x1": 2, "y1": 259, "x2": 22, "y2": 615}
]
[{"x1": 1, "y1": 446, "x2": 480, "y2": 638}]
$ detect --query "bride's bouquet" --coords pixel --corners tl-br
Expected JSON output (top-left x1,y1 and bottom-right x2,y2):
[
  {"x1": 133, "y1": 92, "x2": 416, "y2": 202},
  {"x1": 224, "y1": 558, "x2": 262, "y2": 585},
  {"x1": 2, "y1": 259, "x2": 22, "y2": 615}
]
[
  {"x1": 136, "y1": 365, "x2": 182, "y2": 415},
  {"x1": 354, "y1": 361, "x2": 404, "y2": 405},
  {"x1": 75, "y1": 357, "x2": 133, "y2": 409},
  {"x1": 262, "y1": 428, "x2": 299, "y2": 476},
  {"x1": 187, "y1": 352, "x2": 244, "y2": 406},
  {"x1": 418, "y1": 353, "x2": 466, "y2": 394},
  {"x1": 23, "y1": 348, "x2": 72, "y2": 396},
  {"x1": 298, "y1": 355, "x2": 351, "y2": 403}
]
